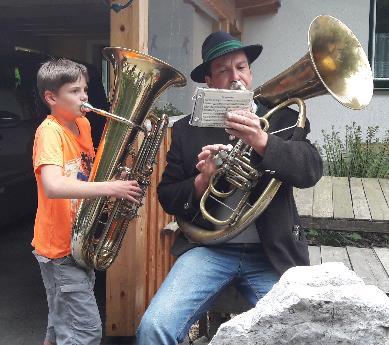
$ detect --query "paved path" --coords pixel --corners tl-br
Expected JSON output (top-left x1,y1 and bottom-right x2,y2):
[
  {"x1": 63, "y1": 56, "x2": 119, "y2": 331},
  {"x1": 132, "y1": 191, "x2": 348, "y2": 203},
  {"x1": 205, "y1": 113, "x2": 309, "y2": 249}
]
[{"x1": 0, "y1": 217, "x2": 137, "y2": 345}]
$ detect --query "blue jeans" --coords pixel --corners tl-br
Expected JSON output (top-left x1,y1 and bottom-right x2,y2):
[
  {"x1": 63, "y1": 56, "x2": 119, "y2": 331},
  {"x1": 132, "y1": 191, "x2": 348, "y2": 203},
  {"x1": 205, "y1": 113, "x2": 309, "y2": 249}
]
[{"x1": 136, "y1": 244, "x2": 279, "y2": 345}]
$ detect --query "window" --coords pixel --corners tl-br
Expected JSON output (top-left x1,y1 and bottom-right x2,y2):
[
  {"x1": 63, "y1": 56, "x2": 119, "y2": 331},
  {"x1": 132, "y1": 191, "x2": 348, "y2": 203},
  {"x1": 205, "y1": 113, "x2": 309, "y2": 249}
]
[{"x1": 369, "y1": 0, "x2": 389, "y2": 89}]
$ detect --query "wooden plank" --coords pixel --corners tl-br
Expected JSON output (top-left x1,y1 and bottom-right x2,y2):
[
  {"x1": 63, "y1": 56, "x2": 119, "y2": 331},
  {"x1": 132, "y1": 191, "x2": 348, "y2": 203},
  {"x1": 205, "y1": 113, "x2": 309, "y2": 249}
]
[
  {"x1": 158, "y1": 139, "x2": 167, "y2": 287},
  {"x1": 350, "y1": 177, "x2": 371, "y2": 220},
  {"x1": 374, "y1": 247, "x2": 389, "y2": 277},
  {"x1": 134, "y1": 188, "x2": 148, "y2": 329},
  {"x1": 293, "y1": 186, "x2": 313, "y2": 217},
  {"x1": 166, "y1": 132, "x2": 176, "y2": 271},
  {"x1": 362, "y1": 178, "x2": 389, "y2": 221},
  {"x1": 312, "y1": 176, "x2": 333, "y2": 218},
  {"x1": 379, "y1": 178, "x2": 389, "y2": 205},
  {"x1": 321, "y1": 245, "x2": 351, "y2": 269},
  {"x1": 301, "y1": 217, "x2": 389, "y2": 234},
  {"x1": 308, "y1": 246, "x2": 321, "y2": 265},
  {"x1": 147, "y1": 165, "x2": 157, "y2": 305},
  {"x1": 347, "y1": 246, "x2": 389, "y2": 293},
  {"x1": 332, "y1": 177, "x2": 354, "y2": 219}
]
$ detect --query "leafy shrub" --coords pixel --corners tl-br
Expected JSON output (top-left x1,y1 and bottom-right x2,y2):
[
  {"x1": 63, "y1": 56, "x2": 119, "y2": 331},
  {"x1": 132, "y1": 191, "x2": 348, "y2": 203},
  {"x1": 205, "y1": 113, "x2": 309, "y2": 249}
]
[
  {"x1": 153, "y1": 103, "x2": 184, "y2": 118},
  {"x1": 321, "y1": 123, "x2": 388, "y2": 178}
]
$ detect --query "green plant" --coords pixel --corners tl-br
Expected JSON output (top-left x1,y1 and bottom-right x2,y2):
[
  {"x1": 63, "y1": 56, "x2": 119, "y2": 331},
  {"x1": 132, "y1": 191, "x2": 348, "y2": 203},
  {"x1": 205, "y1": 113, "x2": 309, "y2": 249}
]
[
  {"x1": 305, "y1": 228, "x2": 388, "y2": 248},
  {"x1": 152, "y1": 103, "x2": 184, "y2": 118},
  {"x1": 321, "y1": 123, "x2": 389, "y2": 178}
]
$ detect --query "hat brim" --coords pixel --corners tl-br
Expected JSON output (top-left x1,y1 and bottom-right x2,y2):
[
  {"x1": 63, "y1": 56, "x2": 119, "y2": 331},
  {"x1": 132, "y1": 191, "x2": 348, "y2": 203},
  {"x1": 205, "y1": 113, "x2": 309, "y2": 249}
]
[{"x1": 190, "y1": 44, "x2": 263, "y2": 83}]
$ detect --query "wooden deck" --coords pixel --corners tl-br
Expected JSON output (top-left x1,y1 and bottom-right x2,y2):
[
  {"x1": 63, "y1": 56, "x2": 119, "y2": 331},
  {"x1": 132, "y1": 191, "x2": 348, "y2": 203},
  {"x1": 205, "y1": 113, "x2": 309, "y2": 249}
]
[
  {"x1": 202, "y1": 176, "x2": 389, "y2": 338},
  {"x1": 294, "y1": 176, "x2": 389, "y2": 233},
  {"x1": 293, "y1": 176, "x2": 389, "y2": 294},
  {"x1": 308, "y1": 245, "x2": 389, "y2": 293}
]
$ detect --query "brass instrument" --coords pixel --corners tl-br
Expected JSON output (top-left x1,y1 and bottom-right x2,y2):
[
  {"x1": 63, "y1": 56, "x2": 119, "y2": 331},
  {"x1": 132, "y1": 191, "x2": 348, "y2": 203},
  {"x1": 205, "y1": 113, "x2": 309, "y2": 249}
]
[
  {"x1": 72, "y1": 47, "x2": 186, "y2": 270},
  {"x1": 178, "y1": 15, "x2": 373, "y2": 244}
]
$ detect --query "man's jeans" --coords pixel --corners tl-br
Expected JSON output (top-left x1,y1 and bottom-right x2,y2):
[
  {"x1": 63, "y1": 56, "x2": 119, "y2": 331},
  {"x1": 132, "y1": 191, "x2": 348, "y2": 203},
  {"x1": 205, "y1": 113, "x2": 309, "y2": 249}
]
[{"x1": 136, "y1": 244, "x2": 279, "y2": 345}]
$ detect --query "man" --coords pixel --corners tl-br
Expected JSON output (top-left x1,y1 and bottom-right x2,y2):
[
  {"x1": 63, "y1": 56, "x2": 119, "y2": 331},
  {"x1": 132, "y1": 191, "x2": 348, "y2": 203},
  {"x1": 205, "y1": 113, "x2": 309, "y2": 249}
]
[{"x1": 136, "y1": 31, "x2": 323, "y2": 345}]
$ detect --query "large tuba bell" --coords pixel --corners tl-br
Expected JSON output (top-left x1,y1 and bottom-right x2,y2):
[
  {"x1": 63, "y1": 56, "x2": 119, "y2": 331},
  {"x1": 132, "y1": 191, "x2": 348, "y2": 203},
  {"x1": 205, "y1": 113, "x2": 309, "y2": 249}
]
[
  {"x1": 178, "y1": 15, "x2": 373, "y2": 244},
  {"x1": 72, "y1": 47, "x2": 186, "y2": 270}
]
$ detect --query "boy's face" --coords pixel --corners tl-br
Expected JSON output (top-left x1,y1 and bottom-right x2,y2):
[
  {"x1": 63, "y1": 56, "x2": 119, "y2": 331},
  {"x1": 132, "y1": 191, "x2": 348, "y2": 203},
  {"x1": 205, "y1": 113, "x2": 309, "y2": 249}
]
[
  {"x1": 205, "y1": 50, "x2": 253, "y2": 90},
  {"x1": 45, "y1": 75, "x2": 88, "y2": 121}
]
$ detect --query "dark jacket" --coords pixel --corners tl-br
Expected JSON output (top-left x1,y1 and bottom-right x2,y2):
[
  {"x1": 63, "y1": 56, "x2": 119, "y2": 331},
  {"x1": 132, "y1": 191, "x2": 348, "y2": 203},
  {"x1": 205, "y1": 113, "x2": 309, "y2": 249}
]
[{"x1": 157, "y1": 103, "x2": 323, "y2": 274}]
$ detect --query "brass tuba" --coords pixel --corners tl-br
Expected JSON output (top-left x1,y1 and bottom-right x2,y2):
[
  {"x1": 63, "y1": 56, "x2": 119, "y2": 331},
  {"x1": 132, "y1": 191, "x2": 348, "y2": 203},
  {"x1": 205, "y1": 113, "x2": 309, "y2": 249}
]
[
  {"x1": 72, "y1": 47, "x2": 186, "y2": 270},
  {"x1": 178, "y1": 15, "x2": 373, "y2": 244}
]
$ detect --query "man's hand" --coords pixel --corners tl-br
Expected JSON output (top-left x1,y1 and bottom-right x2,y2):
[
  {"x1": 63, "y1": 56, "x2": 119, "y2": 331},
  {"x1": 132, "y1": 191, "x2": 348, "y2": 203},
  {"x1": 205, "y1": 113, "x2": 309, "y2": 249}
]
[
  {"x1": 225, "y1": 109, "x2": 268, "y2": 156},
  {"x1": 194, "y1": 144, "x2": 229, "y2": 199}
]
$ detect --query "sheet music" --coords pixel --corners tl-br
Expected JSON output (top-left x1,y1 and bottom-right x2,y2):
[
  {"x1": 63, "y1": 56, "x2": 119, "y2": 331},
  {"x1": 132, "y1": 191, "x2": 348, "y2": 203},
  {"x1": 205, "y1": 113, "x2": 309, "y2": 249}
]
[{"x1": 190, "y1": 87, "x2": 254, "y2": 128}]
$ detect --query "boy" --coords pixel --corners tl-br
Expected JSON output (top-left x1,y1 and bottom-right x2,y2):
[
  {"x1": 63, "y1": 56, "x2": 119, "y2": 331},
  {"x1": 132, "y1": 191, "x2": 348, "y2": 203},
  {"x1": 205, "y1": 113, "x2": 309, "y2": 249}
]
[{"x1": 32, "y1": 58, "x2": 142, "y2": 345}]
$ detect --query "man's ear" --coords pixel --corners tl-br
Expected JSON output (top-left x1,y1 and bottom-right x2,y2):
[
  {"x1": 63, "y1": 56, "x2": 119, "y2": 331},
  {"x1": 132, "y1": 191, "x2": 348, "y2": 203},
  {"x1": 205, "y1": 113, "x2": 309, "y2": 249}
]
[
  {"x1": 44, "y1": 90, "x2": 56, "y2": 106},
  {"x1": 204, "y1": 75, "x2": 212, "y2": 88}
]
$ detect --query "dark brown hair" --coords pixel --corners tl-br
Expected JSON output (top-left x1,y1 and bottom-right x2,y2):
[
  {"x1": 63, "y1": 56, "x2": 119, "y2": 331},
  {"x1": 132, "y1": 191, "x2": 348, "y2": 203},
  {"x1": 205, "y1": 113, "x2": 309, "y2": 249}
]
[{"x1": 37, "y1": 58, "x2": 89, "y2": 102}]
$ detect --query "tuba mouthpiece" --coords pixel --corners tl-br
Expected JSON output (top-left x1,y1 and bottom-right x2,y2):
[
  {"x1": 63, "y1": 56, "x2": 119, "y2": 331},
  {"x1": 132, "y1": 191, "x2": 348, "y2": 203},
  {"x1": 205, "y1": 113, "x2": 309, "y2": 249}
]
[
  {"x1": 230, "y1": 81, "x2": 246, "y2": 91},
  {"x1": 80, "y1": 102, "x2": 93, "y2": 113}
]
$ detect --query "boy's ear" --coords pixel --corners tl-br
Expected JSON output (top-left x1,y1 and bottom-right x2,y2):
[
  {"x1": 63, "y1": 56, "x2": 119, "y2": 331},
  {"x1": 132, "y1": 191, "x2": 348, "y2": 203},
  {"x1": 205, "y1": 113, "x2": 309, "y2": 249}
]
[{"x1": 44, "y1": 90, "x2": 56, "y2": 106}]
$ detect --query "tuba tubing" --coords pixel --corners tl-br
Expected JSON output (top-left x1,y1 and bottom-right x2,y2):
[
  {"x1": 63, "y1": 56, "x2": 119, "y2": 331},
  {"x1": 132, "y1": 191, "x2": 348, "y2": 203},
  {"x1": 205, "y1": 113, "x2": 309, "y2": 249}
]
[
  {"x1": 178, "y1": 97, "x2": 307, "y2": 245},
  {"x1": 71, "y1": 47, "x2": 186, "y2": 270}
]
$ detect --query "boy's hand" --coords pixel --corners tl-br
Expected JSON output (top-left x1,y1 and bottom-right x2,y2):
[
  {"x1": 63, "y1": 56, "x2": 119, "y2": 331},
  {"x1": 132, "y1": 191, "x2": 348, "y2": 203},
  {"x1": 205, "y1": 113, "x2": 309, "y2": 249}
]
[{"x1": 109, "y1": 180, "x2": 142, "y2": 203}]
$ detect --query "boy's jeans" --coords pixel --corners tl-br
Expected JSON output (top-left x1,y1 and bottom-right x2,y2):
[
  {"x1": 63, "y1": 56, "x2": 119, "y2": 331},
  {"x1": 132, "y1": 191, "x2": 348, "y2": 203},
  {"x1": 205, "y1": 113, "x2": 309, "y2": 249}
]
[
  {"x1": 136, "y1": 244, "x2": 279, "y2": 345},
  {"x1": 33, "y1": 251, "x2": 102, "y2": 345}
]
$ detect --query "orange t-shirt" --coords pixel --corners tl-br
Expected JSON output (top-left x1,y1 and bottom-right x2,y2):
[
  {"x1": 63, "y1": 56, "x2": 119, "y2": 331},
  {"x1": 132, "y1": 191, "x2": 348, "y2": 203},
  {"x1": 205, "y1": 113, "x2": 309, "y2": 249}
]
[{"x1": 32, "y1": 115, "x2": 95, "y2": 259}]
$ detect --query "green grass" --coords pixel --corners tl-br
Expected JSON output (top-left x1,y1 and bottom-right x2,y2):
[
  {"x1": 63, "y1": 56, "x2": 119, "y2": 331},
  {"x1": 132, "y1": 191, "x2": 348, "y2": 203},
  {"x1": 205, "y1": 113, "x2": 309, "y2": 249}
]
[{"x1": 305, "y1": 228, "x2": 389, "y2": 248}]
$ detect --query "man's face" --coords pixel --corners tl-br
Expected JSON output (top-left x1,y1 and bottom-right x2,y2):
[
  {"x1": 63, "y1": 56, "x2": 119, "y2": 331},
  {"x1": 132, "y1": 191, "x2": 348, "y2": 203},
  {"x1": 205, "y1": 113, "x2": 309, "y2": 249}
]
[
  {"x1": 205, "y1": 50, "x2": 253, "y2": 90},
  {"x1": 45, "y1": 75, "x2": 88, "y2": 120}
]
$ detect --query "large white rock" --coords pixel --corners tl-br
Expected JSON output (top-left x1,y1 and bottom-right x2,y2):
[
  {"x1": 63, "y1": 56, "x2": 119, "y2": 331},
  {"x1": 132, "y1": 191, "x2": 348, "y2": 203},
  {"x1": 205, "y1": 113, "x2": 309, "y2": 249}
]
[{"x1": 210, "y1": 262, "x2": 389, "y2": 345}]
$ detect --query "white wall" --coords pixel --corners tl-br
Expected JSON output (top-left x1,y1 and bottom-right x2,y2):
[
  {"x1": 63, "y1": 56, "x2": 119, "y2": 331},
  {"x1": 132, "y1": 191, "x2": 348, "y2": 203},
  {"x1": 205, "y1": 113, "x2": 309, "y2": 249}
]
[
  {"x1": 192, "y1": 8, "x2": 213, "y2": 91},
  {"x1": 192, "y1": 9, "x2": 213, "y2": 69},
  {"x1": 149, "y1": 0, "x2": 213, "y2": 114},
  {"x1": 148, "y1": 0, "x2": 193, "y2": 113},
  {"x1": 243, "y1": 0, "x2": 388, "y2": 145}
]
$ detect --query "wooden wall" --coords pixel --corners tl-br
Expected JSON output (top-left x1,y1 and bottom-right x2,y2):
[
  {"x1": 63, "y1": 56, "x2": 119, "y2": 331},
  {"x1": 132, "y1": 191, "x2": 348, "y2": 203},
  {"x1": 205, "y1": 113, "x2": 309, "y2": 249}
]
[
  {"x1": 105, "y1": 129, "x2": 176, "y2": 336},
  {"x1": 106, "y1": 0, "x2": 177, "y2": 336}
]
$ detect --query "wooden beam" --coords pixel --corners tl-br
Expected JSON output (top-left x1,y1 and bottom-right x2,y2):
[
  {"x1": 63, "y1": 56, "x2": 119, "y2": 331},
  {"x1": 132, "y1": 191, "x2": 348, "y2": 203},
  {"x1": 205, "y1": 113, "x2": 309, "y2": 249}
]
[
  {"x1": 213, "y1": 18, "x2": 230, "y2": 33},
  {"x1": 110, "y1": 0, "x2": 148, "y2": 53},
  {"x1": 106, "y1": 0, "x2": 149, "y2": 336},
  {"x1": 186, "y1": 0, "x2": 242, "y2": 34},
  {"x1": 236, "y1": 0, "x2": 276, "y2": 7},
  {"x1": 203, "y1": 0, "x2": 237, "y2": 25},
  {"x1": 208, "y1": 0, "x2": 242, "y2": 33},
  {"x1": 235, "y1": 0, "x2": 281, "y2": 17}
]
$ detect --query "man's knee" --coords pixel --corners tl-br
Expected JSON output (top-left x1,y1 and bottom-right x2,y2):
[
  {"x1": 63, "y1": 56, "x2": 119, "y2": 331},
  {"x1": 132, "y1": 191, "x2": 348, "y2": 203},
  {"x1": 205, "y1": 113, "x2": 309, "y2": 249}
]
[{"x1": 137, "y1": 310, "x2": 159, "y2": 336}]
